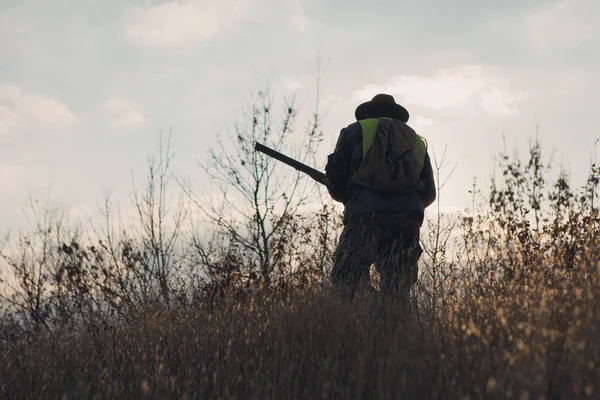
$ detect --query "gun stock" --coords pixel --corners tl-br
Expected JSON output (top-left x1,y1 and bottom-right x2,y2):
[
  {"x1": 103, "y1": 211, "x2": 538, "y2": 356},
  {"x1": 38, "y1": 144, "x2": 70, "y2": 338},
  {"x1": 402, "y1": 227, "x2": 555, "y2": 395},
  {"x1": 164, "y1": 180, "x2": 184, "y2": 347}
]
[{"x1": 254, "y1": 143, "x2": 328, "y2": 186}]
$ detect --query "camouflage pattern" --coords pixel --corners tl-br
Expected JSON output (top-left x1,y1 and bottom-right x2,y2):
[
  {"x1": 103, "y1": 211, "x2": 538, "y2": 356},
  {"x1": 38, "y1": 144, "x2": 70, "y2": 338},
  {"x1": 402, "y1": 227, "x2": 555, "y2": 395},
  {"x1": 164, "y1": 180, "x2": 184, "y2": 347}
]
[{"x1": 331, "y1": 212, "x2": 422, "y2": 300}]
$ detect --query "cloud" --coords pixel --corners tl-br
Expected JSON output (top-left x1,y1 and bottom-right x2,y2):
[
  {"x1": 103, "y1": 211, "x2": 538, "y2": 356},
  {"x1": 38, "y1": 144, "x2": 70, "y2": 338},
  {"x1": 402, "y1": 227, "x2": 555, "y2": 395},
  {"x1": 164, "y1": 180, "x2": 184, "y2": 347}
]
[
  {"x1": 413, "y1": 116, "x2": 434, "y2": 127},
  {"x1": 126, "y1": 0, "x2": 254, "y2": 47},
  {"x1": 287, "y1": 0, "x2": 311, "y2": 34},
  {"x1": 352, "y1": 65, "x2": 528, "y2": 118},
  {"x1": 526, "y1": 0, "x2": 598, "y2": 51},
  {"x1": 0, "y1": 165, "x2": 21, "y2": 190},
  {"x1": 101, "y1": 99, "x2": 147, "y2": 129},
  {"x1": 166, "y1": 65, "x2": 186, "y2": 79},
  {"x1": 0, "y1": 84, "x2": 77, "y2": 135},
  {"x1": 282, "y1": 77, "x2": 301, "y2": 92},
  {"x1": 0, "y1": 105, "x2": 27, "y2": 136},
  {"x1": 407, "y1": 116, "x2": 435, "y2": 135}
]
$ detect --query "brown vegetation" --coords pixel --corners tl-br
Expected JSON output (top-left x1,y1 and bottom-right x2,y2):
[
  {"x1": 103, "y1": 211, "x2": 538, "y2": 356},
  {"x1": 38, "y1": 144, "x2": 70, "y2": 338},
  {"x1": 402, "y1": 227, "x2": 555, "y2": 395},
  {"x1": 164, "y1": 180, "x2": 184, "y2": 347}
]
[{"x1": 1, "y1": 85, "x2": 599, "y2": 398}]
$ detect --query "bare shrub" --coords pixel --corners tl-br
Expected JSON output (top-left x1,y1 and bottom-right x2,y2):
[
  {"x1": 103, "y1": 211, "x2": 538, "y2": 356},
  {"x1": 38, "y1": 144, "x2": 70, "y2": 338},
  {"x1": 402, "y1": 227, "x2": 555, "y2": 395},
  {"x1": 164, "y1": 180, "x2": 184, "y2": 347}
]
[
  {"x1": 183, "y1": 77, "x2": 341, "y2": 295},
  {"x1": 1, "y1": 112, "x2": 599, "y2": 398}
]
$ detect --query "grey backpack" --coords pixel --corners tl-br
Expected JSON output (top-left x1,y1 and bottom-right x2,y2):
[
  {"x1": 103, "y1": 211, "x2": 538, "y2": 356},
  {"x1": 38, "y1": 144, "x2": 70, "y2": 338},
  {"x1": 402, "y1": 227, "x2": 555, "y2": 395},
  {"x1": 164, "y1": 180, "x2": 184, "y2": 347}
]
[{"x1": 352, "y1": 118, "x2": 426, "y2": 194}]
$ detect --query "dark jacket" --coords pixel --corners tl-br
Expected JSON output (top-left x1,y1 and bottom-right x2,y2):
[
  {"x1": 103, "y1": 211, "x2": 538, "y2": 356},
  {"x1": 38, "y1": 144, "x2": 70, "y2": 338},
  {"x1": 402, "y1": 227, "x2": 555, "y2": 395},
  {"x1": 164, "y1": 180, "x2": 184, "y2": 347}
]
[{"x1": 325, "y1": 120, "x2": 436, "y2": 224}]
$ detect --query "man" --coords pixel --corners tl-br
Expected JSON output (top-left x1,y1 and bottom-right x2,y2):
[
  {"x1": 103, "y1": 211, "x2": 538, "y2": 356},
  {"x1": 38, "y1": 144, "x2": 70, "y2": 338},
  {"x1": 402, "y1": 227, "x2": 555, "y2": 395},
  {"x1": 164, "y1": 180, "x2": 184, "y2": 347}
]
[{"x1": 325, "y1": 94, "x2": 436, "y2": 302}]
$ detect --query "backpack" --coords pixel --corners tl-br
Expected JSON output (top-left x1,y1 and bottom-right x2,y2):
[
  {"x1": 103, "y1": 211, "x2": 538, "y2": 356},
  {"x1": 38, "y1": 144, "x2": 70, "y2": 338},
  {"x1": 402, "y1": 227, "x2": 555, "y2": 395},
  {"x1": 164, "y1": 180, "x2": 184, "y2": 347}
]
[{"x1": 352, "y1": 118, "x2": 427, "y2": 194}]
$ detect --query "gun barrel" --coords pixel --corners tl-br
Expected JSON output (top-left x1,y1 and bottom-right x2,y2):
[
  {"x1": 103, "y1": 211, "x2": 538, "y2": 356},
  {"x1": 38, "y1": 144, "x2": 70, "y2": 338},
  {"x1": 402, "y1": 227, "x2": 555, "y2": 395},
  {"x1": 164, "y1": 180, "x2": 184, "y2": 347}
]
[{"x1": 254, "y1": 143, "x2": 327, "y2": 185}]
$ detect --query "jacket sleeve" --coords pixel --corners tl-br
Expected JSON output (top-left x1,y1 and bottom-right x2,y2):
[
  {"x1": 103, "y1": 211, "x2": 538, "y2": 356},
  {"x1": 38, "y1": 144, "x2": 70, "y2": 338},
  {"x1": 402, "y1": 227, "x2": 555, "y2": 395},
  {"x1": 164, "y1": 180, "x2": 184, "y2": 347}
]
[
  {"x1": 418, "y1": 152, "x2": 436, "y2": 208},
  {"x1": 325, "y1": 128, "x2": 351, "y2": 203}
]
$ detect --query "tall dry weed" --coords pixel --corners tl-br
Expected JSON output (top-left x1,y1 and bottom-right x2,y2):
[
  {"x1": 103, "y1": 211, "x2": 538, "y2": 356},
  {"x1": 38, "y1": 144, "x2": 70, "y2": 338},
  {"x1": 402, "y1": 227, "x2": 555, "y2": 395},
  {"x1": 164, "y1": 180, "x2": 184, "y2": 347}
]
[{"x1": 1, "y1": 135, "x2": 599, "y2": 398}]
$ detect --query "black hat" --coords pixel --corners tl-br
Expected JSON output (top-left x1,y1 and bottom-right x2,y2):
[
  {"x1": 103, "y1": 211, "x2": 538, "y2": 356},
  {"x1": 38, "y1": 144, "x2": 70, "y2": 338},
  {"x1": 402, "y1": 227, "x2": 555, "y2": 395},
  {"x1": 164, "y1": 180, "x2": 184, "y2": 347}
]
[{"x1": 354, "y1": 93, "x2": 409, "y2": 122}]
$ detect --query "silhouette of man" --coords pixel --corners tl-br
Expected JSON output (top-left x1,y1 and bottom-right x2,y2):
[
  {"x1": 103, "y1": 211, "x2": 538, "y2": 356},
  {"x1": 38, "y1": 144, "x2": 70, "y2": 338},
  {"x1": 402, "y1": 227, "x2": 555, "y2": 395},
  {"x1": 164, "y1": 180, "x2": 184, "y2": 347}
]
[{"x1": 325, "y1": 94, "x2": 436, "y2": 303}]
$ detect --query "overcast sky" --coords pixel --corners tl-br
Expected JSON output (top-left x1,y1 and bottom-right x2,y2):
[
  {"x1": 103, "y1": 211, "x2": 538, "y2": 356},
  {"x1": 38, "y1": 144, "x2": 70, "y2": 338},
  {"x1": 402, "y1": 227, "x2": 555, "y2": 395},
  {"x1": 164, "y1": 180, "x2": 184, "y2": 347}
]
[{"x1": 1, "y1": 0, "x2": 599, "y2": 230}]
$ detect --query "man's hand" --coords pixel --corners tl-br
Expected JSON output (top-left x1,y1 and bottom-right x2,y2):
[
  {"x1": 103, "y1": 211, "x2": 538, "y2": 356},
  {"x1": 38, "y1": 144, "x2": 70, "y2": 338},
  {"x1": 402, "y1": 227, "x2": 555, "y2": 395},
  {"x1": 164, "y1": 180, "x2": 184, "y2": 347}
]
[{"x1": 325, "y1": 153, "x2": 348, "y2": 203}]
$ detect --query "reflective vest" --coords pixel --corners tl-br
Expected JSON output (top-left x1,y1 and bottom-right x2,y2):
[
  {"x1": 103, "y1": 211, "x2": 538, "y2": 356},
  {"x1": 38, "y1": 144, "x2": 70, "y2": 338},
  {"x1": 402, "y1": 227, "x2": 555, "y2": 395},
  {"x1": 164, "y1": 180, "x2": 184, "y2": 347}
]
[{"x1": 358, "y1": 117, "x2": 427, "y2": 173}]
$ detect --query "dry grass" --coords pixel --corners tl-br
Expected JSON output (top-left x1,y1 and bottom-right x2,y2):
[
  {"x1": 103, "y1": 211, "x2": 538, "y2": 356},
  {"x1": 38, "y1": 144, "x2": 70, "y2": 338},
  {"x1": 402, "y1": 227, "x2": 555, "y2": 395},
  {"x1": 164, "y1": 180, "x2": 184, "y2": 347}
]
[
  {"x1": 2, "y1": 260, "x2": 600, "y2": 400},
  {"x1": 1, "y1": 137, "x2": 599, "y2": 399}
]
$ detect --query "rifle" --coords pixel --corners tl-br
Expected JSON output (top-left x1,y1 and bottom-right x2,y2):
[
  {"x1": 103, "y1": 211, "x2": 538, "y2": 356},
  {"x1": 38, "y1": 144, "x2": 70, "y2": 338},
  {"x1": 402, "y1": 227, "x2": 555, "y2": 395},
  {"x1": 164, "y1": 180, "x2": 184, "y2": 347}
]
[{"x1": 254, "y1": 143, "x2": 328, "y2": 186}]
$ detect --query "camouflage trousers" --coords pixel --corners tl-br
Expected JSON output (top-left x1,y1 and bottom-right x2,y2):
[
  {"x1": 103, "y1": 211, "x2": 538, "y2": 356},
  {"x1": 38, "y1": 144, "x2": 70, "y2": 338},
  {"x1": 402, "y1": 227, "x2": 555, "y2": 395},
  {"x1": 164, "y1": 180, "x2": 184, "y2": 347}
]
[{"x1": 331, "y1": 212, "x2": 422, "y2": 301}]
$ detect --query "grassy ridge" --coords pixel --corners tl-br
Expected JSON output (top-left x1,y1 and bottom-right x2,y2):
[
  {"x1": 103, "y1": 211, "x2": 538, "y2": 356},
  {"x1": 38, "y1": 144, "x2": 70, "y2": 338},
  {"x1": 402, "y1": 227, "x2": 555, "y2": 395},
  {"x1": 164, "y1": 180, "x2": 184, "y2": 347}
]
[
  {"x1": 1, "y1": 136, "x2": 599, "y2": 398},
  {"x1": 2, "y1": 267, "x2": 599, "y2": 400}
]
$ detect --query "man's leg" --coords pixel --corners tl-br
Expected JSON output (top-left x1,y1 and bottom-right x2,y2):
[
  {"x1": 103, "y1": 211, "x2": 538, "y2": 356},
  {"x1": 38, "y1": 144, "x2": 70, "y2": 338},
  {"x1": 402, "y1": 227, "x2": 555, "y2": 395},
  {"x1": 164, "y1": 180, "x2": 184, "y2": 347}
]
[
  {"x1": 375, "y1": 213, "x2": 421, "y2": 309},
  {"x1": 331, "y1": 217, "x2": 380, "y2": 298}
]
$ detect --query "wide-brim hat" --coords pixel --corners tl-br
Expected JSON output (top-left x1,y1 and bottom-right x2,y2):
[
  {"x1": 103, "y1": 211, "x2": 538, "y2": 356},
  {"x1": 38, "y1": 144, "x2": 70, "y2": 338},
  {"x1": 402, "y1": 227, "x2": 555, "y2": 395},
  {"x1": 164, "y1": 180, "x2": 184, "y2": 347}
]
[{"x1": 354, "y1": 93, "x2": 409, "y2": 122}]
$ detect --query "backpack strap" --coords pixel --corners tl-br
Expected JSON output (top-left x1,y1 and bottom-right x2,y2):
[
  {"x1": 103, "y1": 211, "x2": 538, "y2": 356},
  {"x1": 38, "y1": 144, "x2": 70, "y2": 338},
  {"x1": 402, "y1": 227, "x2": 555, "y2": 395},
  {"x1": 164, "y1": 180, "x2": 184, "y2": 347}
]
[
  {"x1": 414, "y1": 135, "x2": 427, "y2": 172},
  {"x1": 358, "y1": 118, "x2": 380, "y2": 158}
]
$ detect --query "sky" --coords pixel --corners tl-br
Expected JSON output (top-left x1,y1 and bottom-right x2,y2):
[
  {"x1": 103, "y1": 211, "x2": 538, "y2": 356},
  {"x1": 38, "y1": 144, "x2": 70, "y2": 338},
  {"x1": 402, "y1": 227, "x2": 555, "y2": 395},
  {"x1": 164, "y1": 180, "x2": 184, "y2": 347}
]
[{"x1": 1, "y1": 0, "x2": 599, "y2": 231}]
